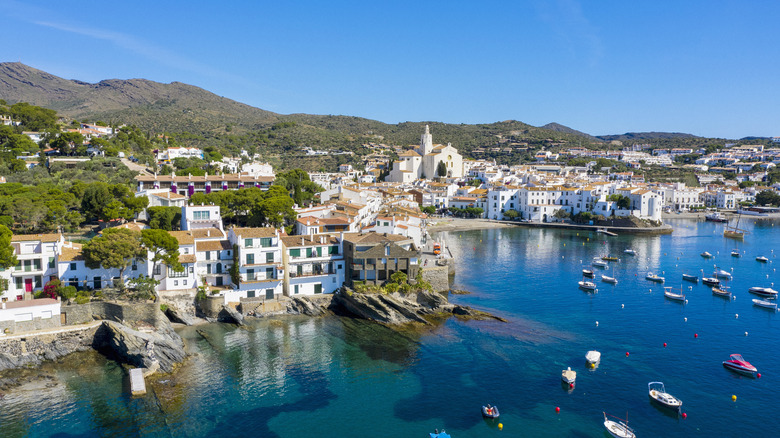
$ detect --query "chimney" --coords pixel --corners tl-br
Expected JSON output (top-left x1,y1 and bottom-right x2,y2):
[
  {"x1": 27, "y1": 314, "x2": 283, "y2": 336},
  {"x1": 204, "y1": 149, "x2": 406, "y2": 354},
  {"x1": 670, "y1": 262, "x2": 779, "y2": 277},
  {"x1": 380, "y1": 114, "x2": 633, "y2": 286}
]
[{"x1": 207, "y1": 230, "x2": 210, "y2": 237}]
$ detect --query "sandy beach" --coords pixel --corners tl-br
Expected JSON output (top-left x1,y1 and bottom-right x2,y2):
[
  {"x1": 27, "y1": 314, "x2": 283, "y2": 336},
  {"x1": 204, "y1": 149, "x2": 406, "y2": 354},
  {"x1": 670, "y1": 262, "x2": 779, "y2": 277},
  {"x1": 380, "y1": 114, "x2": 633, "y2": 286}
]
[{"x1": 427, "y1": 217, "x2": 515, "y2": 232}]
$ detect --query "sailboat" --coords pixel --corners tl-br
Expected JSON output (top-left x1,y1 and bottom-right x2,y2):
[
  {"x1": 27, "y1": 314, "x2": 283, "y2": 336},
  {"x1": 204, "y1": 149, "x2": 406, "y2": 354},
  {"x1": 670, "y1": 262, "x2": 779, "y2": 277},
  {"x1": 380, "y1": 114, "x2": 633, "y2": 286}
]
[{"x1": 724, "y1": 212, "x2": 748, "y2": 240}]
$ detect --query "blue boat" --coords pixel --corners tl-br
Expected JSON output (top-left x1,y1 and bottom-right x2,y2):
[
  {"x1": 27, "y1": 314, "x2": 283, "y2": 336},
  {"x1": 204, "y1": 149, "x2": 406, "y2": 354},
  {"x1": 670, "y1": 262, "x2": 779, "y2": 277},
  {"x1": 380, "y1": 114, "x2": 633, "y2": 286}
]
[{"x1": 429, "y1": 430, "x2": 452, "y2": 438}]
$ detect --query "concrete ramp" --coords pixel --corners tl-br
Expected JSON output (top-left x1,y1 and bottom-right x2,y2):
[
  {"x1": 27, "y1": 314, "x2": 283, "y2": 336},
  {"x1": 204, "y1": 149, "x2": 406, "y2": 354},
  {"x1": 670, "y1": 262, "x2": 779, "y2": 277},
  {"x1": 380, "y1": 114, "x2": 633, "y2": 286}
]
[{"x1": 129, "y1": 368, "x2": 146, "y2": 396}]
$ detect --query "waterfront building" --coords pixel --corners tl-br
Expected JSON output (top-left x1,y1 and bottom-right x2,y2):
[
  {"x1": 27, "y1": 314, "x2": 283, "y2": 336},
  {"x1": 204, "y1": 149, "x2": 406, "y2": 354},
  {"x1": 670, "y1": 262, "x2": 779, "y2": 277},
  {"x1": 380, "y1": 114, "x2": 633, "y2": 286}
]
[
  {"x1": 342, "y1": 233, "x2": 420, "y2": 287},
  {"x1": 281, "y1": 234, "x2": 345, "y2": 296},
  {"x1": 226, "y1": 227, "x2": 284, "y2": 301}
]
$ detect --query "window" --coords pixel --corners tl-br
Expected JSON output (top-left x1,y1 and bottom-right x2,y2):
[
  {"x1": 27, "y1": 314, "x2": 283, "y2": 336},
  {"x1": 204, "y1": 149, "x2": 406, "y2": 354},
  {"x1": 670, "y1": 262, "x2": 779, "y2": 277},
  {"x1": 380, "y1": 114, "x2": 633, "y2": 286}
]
[
  {"x1": 154, "y1": 265, "x2": 161, "y2": 275},
  {"x1": 206, "y1": 251, "x2": 211, "y2": 260},
  {"x1": 14, "y1": 277, "x2": 22, "y2": 290},
  {"x1": 329, "y1": 246, "x2": 338, "y2": 255},
  {"x1": 294, "y1": 285, "x2": 299, "y2": 294},
  {"x1": 266, "y1": 252, "x2": 274, "y2": 263},
  {"x1": 306, "y1": 248, "x2": 313, "y2": 258},
  {"x1": 247, "y1": 269, "x2": 254, "y2": 281},
  {"x1": 35, "y1": 276, "x2": 42, "y2": 288},
  {"x1": 48, "y1": 257, "x2": 55, "y2": 269},
  {"x1": 174, "y1": 280, "x2": 178, "y2": 286},
  {"x1": 33, "y1": 259, "x2": 41, "y2": 271},
  {"x1": 266, "y1": 267, "x2": 274, "y2": 279},
  {"x1": 290, "y1": 248, "x2": 301, "y2": 258},
  {"x1": 183, "y1": 280, "x2": 187, "y2": 285},
  {"x1": 245, "y1": 238, "x2": 253, "y2": 248},
  {"x1": 260, "y1": 238, "x2": 272, "y2": 248},
  {"x1": 70, "y1": 262, "x2": 77, "y2": 271},
  {"x1": 193, "y1": 210, "x2": 210, "y2": 220},
  {"x1": 314, "y1": 284, "x2": 322, "y2": 294},
  {"x1": 189, "y1": 266, "x2": 194, "y2": 274},
  {"x1": 132, "y1": 264, "x2": 138, "y2": 271},
  {"x1": 265, "y1": 289, "x2": 274, "y2": 299},
  {"x1": 246, "y1": 253, "x2": 254, "y2": 264},
  {"x1": 207, "y1": 264, "x2": 212, "y2": 274}
]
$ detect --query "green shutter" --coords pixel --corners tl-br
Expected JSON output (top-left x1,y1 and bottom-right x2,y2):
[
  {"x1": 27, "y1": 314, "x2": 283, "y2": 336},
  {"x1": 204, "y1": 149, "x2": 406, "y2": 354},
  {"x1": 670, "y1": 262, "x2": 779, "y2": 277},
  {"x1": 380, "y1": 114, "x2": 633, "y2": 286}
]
[
  {"x1": 306, "y1": 248, "x2": 313, "y2": 258},
  {"x1": 329, "y1": 245, "x2": 338, "y2": 254},
  {"x1": 316, "y1": 247, "x2": 322, "y2": 257},
  {"x1": 245, "y1": 238, "x2": 252, "y2": 247},
  {"x1": 261, "y1": 237, "x2": 272, "y2": 248},
  {"x1": 290, "y1": 249, "x2": 301, "y2": 257}
]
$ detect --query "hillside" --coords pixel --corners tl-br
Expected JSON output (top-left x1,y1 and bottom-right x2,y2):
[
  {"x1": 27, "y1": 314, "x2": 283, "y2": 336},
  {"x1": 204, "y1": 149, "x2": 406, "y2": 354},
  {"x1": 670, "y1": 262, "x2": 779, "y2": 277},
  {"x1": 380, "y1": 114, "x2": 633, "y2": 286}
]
[
  {"x1": 596, "y1": 132, "x2": 699, "y2": 141},
  {"x1": 541, "y1": 122, "x2": 600, "y2": 142}
]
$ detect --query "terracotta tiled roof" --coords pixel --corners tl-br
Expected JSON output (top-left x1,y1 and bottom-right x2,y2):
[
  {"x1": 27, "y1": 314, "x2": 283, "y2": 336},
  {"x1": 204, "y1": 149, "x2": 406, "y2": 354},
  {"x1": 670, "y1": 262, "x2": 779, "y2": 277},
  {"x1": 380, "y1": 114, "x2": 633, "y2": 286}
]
[
  {"x1": 168, "y1": 231, "x2": 195, "y2": 245},
  {"x1": 342, "y1": 232, "x2": 411, "y2": 244},
  {"x1": 196, "y1": 240, "x2": 231, "y2": 252},
  {"x1": 11, "y1": 233, "x2": 62, "y2": 243},
  {"x1": 179, "y1": 254, "x2": 197, "y2": 264},
  {"x1": 280, "y1": 234, "x2": 340, "y2": 248},
  {"x1": 231, "y1": 227, "x2": 277, "y2": 238},
  {"x1": 59, "y1": 243, "x2": 83, "y2": 262}
]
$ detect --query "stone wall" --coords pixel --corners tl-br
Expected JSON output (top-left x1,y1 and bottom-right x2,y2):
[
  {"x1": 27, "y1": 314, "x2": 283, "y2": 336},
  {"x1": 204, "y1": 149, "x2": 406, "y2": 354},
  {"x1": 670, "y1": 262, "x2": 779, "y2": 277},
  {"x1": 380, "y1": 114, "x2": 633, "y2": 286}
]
[
  {"x1": 197, "y1": 296, "x2": 224, "y2": 318},
  {"x1": 238, "y1": 297, "x2": 286, "y2": 315},
  {"x1": 158, "y1": 289, "x2": 198, "y2": 317},
  {"x1": 60, "y1": 302, "x2": 164, "y2": 329},
  {"x1": 421, "y1": 266, "x2": 450, "y2": 292},
  {"x1": 0, "y1": 315, "x2": 61, "y2": 335},
  {"x1": 0, "y1": 324, "x2": 99, "y2": 372}
]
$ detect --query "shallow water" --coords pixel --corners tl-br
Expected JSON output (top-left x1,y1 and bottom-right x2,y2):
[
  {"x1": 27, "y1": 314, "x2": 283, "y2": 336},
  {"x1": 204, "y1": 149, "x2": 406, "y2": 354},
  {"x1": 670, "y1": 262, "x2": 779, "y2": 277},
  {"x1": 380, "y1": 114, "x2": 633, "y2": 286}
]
[{"x1": 2, "y1": 218, "x2": 779, "y2": 437}]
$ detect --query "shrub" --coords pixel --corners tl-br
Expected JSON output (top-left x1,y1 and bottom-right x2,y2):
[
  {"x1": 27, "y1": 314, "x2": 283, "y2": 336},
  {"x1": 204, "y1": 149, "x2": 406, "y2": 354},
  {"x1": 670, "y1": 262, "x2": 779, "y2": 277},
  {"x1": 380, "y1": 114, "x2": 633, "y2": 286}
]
[{"x1": 160, "y1": 304, "x2": 169, "y2": 313}]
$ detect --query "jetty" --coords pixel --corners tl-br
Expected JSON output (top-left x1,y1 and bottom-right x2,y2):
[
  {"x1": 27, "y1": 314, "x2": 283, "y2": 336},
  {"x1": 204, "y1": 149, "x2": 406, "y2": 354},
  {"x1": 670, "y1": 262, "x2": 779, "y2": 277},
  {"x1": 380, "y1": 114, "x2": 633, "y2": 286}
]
[{"x1": 129, "y1": 368, "x2": 146, "y2": 396}]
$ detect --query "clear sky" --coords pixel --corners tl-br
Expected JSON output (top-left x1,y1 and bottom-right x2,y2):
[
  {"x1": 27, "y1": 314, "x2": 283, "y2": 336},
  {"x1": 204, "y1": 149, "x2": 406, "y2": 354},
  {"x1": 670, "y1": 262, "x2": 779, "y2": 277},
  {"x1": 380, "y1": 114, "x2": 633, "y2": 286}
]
[{"x1": 3, "y1": 0, "x2": 779, "y2": 139}]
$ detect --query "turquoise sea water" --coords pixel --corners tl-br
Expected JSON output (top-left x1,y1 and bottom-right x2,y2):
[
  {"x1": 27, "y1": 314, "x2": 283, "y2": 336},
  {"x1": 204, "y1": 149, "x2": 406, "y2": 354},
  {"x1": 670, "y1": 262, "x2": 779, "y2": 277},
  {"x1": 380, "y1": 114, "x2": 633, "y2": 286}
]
[{"x1": 3, "y1": 218, "x2": 780, "y2": 437}]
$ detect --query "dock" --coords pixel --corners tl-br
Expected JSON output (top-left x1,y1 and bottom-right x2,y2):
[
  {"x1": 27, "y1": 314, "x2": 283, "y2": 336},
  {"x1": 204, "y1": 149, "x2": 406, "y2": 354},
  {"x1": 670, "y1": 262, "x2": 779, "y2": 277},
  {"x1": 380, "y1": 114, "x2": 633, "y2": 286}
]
[
  {"x1": 129, "y1": 368, "x2": 146, "y2": 396},
  {"x1": 596, "y1": 228, "x2": 618, "y2": 236}
]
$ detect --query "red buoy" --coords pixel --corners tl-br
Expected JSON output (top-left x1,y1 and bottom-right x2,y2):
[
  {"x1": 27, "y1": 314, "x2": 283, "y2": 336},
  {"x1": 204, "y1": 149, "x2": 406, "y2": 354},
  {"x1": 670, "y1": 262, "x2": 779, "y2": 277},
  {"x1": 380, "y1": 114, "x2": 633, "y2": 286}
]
[
  {"x1": 757, "y1": 373, "x2": 762, "y2": 378},
  {"x1": 694, "y1": 333, "x2": 698, "y2": 338},
  {"x1": 625, "y1": 352, "x2": 630, "y2": 357},
  {"x1": 569, "y1": 383, "x2": 574, "y2": 388},
  {"x1": 663, "y1": 343, "x2": 667, "y2": 347},
  {"x1": 682, "y1": 413, "x2": 687, "y2": 419},
  {"x1": 555, "y1": 406, "x2": 560, "y2": 413}
]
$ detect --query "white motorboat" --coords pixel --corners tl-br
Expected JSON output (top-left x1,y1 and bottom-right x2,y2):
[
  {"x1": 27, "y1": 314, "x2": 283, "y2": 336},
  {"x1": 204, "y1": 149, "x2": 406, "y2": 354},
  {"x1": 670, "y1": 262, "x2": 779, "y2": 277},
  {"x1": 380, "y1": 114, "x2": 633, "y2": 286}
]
[
  {"x1": 592, "y1": 258, "x2": 608, "y2": 268},
  {"x1": 756, "y1": 256, "x2": 769, "y2": 262},
  {"x1": 705, "y1": 212, "x2": 728, "y2": 222},
  {"x1": 749, "y1": 287, "x2": 778, "y2": 299},
  {"x1": 646, "y1": 272, "x2": 665, "y2": 283},
  {"x1": 624, "y1": 249, "x2": 636, "y2": 256},
  {"x1": 701, "y1": 251, "x2": 713, "y2": 258},
  {"x1": 603, "y1": 412, "x2": 635, "y2": 438},
  {"x1": 731, "y1": 250, "x2": 741, "y2": 257},
  {"x1": 714, "y1": 269, "x2": 732, "y2": 280},
  {"x1": 585, "y1": 350, "x2": 601, "y2": 364},
  {"x1": 702, "y1": 277, "x2": 720, "y2": 286},
  {"x1": 579, "y1": 280, "x2": 597, "y2": 291},
  {"x1": 753, "y1": 298, "x2": 777, "y2": 310},
  {"x1": 561, "y1": 367, "x2": 576, "y2": 385},
  {"x1": 582, "y1": 269, "x2": 595, "y2": 278},
  {"x1": 648, "y1": 382, "x2": 682, "y2": 411},
  {"x1": 601, "y1": 275, "x2": 618, "y2": 284},
  {"x1": 663, "y1": 286, "x2": 686, "y2": 303}
]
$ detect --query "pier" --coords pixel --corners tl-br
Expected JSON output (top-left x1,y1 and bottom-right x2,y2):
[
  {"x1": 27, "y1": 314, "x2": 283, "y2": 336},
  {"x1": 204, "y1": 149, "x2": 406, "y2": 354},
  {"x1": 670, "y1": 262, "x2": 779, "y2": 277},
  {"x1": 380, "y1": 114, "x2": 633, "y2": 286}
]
[{"x1": 129, "y1": 368, "x2": 146, "y2": 396}]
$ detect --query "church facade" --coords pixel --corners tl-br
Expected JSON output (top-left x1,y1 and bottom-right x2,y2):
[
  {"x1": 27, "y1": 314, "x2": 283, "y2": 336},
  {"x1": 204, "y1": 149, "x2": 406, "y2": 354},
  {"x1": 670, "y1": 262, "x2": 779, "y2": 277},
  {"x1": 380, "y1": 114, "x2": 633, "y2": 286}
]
[{"x1": 387, "y1": 125, "x2": 463, "y2": 183}]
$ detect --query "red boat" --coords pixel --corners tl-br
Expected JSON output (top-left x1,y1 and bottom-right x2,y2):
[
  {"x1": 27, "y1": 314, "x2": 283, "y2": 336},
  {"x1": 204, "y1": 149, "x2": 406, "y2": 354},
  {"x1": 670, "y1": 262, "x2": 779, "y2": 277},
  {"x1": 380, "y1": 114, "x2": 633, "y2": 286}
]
[{"x1": 723, "y1": 354, "x2": 757, "y2": 376}]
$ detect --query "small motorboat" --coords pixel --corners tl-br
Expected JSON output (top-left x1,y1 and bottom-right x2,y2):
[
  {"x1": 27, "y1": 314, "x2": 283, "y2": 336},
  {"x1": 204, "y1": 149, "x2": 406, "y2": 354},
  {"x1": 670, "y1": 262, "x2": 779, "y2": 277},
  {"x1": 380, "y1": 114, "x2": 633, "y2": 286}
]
[
  {"x1": 714, "y1": 269, "x2": 732, "y2": 280},
  {"x1": 756, "y1": 256, "x2": 769, "y2": 262},
  {"x1": 582, "y1": 269, "x2": 595, "y2": 278},
  {"x1": 723, "y1": 353, "x2": 757, "y2": 376},
  {"x1": 701, "y1": 251, "x2": 713, "y2": 258},
  {"x1": 731, "y1": 250, "x2": 741, "y2": 257},
  {"x1": 648, "y1": 382, "x2": 682, "y2": 411},
  {"x1": 481, "y1": 404, "x2": 499, "y2": 419},
  {"x1": 624, "y1": 249, "x2": 636, "y2": 256},
  {"x1": 429, "y1": 429, "x2": 452, "y2": 438},
  {"x1": 592, "y1": 258, "x2": 608, "y2": 268},
  {"x1": 586, "y1": 350, "x2": 601, "y2": 365},
  {"x1": 702, "y1": 277, "x2": 721, "y2": 286},
  {"x1": 749, "y1": 287, "x2": 778, "y2": 299},
  {"x1": 646, "y1": 272, "x2": 665, "y2": 283},
  {"x1": 601, "y1": 275, "x2": 618, "y2": 284},
  {"x1": 579, "y1": 280, "x2": 597, "y2": 291},
  {"x1": 753, "y1": 299, "x2": 777, "y2": 311},
  {"x1": 603, "y1": 412, "x2": 635, "y2": 438},
  {"x1": 682, "y1": 274, "x2": 698, "y2": 283},
  {"x1": 712, "y1": 287, "x2": 731, "y2": 298},
  {"x1": 664, "y1": 286, "x2": 686, "y2": 303},
  {"x1": 561, "y1": 367, "x2": 576, "y2": 385},
  {"x1": 602, "y1": 255, "x2": 619, "y2": 261},
  {"x1": 705, "y1": 212, "x2": 728, "y2": 222}
]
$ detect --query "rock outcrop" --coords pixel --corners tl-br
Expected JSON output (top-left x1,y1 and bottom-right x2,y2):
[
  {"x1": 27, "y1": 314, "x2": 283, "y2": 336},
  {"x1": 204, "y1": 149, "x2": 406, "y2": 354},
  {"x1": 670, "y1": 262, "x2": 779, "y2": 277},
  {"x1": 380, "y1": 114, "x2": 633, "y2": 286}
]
[
  {"x1": 286, "y1": 296, "x2": 330, "y2": 316},
  {"x1": 93, "y1": 321, "x2": 185, "y2": 374},
  {"x1": 165, "y1": 307, "x2": 196, "y2": 326},
  {"x1": 218, "y1": 305, "x2": 245, "y2": 326},
  {"x1": 0, "y1": 326, "x2": 99, "y2": 372}
]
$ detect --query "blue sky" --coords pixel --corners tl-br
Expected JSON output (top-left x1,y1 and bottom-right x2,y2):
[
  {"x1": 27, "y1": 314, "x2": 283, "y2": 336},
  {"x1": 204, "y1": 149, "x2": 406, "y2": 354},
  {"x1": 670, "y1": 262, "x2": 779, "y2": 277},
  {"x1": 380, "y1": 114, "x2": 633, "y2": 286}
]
[{"x1": 3, "y1": 0, "x2": 779, "y2": 139}]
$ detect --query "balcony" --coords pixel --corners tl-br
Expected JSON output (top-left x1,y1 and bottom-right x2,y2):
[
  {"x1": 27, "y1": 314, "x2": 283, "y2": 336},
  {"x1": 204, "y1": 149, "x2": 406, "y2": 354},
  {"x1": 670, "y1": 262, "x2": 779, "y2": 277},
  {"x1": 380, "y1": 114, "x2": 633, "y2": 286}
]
[{"x1": 242, "y1": 273, "x2": 277, "y2": 283}]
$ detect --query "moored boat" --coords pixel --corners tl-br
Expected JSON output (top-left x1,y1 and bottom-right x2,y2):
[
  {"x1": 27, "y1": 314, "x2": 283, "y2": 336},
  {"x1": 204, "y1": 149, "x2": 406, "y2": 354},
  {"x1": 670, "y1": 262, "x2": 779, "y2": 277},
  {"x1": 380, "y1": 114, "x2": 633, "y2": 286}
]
[
  {"x1": 602, "y1": 255, "x2": 619, "y2": 261},
  {"x1": 561, "y1": 367, "x2": 576, "y2": 385},
  {"x1": 603, "y1": 412, "x2": 635, "y2": 438},
  {"x1": 701, "y1": 251, "x2": 713, "y2": 258},
  {"x1": 752, "y1": 298, "x2": 777, "y2": 311},
  {"x1": 731, "y1": 249, "x2": 741, "y2": 257},
  {"x1": 646, "y1": 272, "x2": 664, "y2": 283},
  {"x1": 601, "y1": 275, "x2": 618, "y2": 284},
  {"x1": 579, "y1": 280, "x2": 597, "y2": 291},
  {"x1": 429, "y1": 429, "x2": 452, "y2": 438},
  {"x1": 749, "y1": 287, "x2": 778, "y2": 299},
  {"x1": 756, "y1": 256, "x2": 769, "y2": 262},
  {"x1": 663, "y1": 286, "x2": 686, "y2": 303},
  {"x1": 624, "y1": 249, "x2": 636, "y2": 256},
  {"x1": 682, "y1": 274, "x2": 698, "y2": 283},
  {"x1": 705, "y1": 212, "x2": 728, "y2": 222},
  {"x1": 724, "y1": 213, "x2": 747, "y2": 239},
  {"x1": 702, "y1": 277, "x2": 720, "y2": 286},
  {"x1": 722, "y1": 353, "x2": 757, "y2": 376},
  {"x1": 586, "y1": 350, "x2": 601, "y2": 364},
  {"x1": 714, "y1": 269, "x2": 732, "y2": 280},
  {"x1": 481, "y1": 404, "x2": 499, "y2": 419},
  {"x1": 712, "y1": 286, "x2": 731, "y2": 298},
  {"x1": 648, "y1": 382, "x2": 682, "y2": 411},
  {"x1": 582, "y1": 269, "x2": 595, "y2": 278},
  {"x1": 592, "y1": 258, "x2": 608, "y2": 268}
]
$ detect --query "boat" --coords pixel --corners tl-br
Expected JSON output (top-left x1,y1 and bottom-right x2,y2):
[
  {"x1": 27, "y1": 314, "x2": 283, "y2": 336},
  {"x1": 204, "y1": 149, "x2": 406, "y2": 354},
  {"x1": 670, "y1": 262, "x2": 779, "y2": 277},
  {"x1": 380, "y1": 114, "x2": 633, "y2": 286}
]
[
  {"x1": 756, "y1": 256, "x2": 769, "y2": 262},
  {"x1": 722, "y1": 353, "x2": 757, "y2": 376},
  {"x1": 579, "y1": 280, "x2": 597, "y2": 291},
  {"x1": 712, "y1": 286, "x2": 731, "y2": 298},
  {"x1": 481, "y1": 404, "x2": 499, "y2": 419},
  {"x1": 624, "y1": 249, "x2": 636, "y2": 256},
  {"x1": 749, "y1": 287, "x2": 778, "y2": 299},
  {"x1": 648, "y1": 382, "x2": 682, "y2": 411},
  {"x1": 602, "y1": 255, "x2": 619, "y2": 261},
  {"x1": 701, "y1": 251, "x2": 713, "y2": 258},
  {"x1": 731, "y1": 249, "x2": 741, "y2": 257},
  {"x1": 601, "y1": 275, "x2": 618, "y2": 284},
  {"x1": 592, "y1": 258, "x2": 608, "y2": 268},
  {"x1": 724, "y1": 213, "x2": 748, "y2": 239},
  {"x1": 702, "y1": 277, "x2": 720, "y2": 286},
  {"x1": 561, "y1": 367, "x2": 576, "y2": 384},
  {"x1": 582, "y1": 269, "x2": 595, "y2": 278},
  {"x1": 663, "y1": 286, "x2": 686, "y2": 302},
  {"x1": 752, "y1": 299, "x2": 777, "y2": 310},
  {"x1": 429, "y1": 430, "x2": 452, "y2": 438},
  {"x1": 714, "y1": 269, "x2": 732, "y2": 280},
  {"x1": 586, "y1": 350, "x2": 601, "y2": 364},
  {"x1": 705, "y1": 212, "x2": 728, "y2": 222},
  {"x1": 603, "y1": 412, "x2": 636, "y2": 438},
  {"x1": 646, "y1": 272, "x2": 665, "y2": 283},
  {"x1": 682, "y1": 274, "x2": 699, "y2": 283}
]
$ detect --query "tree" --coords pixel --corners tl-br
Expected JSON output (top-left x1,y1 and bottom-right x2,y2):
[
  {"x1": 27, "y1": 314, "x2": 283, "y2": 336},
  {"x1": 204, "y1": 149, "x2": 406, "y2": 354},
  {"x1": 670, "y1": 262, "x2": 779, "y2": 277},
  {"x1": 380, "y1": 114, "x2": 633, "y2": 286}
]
[
  {"x1": 141, "y1": 229, "x2": 182, "y2": 302},
  {"x1": 420, "y1": 206, "x2": 436, "y2": 215},
  {"x1": 0, "y1": 224, "x2": 17, "y2": 269},
  {"x1": 755, "y1": 190, "x2": 780, "y2": 206},
  {"x1": 147, "y1": 206, "x2": 181, "y2": 230},
  {"x1": 436, "y1": 161, "x2": 447, "y2": 177},
  {"x1": 82, "y1": 228, "x2": 144, "y2": 291},
  {"x1": 503, "y1": 210, "x2": 519, "y2": 220},
  {"x1": 50, "y1": 132, "x2": 86, "y2": 155},
  {"x1": 81, "y1": 182, "x2": 112, "y2": 222}
]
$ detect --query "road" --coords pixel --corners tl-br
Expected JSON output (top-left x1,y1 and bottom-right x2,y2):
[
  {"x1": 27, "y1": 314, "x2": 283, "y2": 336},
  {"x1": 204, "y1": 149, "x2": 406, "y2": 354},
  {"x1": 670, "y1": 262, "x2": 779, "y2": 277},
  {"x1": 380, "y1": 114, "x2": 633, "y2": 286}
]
[{"x1": 121, "y1": 158, "x2": 153, "y2": 173}]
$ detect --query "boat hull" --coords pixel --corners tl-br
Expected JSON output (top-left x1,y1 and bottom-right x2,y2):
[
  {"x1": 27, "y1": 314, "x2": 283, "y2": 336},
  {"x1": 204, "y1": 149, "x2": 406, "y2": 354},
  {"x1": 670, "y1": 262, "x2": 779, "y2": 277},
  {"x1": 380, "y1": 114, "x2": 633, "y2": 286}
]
[
  {"x1": 481, "y1": 406, "x2": 499, "y2": 419},
  {"x1": 682, "y1": 275, "x2": 698, "y2": 283},
  {"x1": 723, "y1": 362, "x2": 757, "y2": 376}
]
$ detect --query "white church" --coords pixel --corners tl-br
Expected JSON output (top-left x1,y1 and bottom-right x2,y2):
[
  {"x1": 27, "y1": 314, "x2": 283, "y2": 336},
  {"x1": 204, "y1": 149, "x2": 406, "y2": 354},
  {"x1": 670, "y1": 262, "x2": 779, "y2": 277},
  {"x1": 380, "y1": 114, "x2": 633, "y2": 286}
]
[{"x1": 387, "y1": 125, "x2": 463, "y2": 183}]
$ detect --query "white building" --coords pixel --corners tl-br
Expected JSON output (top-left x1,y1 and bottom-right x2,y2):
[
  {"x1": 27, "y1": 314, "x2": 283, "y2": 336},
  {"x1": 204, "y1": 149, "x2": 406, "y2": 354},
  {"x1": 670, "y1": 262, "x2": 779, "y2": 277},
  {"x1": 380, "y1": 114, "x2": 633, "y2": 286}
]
[
  {"x1": 227, "y1": 227, "x2": 284, "y2": 301},
  {"x1": 281, "y1": 234, "x2": 345, "y2": 296},
  {"x1": 388, "y1": 126, "x2": 463, "y2": 182}
]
